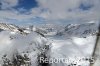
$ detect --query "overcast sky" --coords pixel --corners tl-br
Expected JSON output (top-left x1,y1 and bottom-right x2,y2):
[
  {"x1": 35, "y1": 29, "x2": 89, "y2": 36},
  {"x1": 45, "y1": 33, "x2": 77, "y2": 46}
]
[{"x1": 0, "y1": 0, "x2": 100, "y2": 25}]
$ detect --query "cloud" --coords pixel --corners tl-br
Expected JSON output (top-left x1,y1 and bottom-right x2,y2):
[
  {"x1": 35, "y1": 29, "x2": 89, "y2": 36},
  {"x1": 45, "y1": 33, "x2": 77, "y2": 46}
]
[
  {"x1": 0, "y1": 0, "x2": 18, "y2": 9},
  {"x1": 34, "y1": 0, "x2": 100, "y2": 21},
  {"x1": 0, "y1": 0, "x2": 100, "y2": 24}
]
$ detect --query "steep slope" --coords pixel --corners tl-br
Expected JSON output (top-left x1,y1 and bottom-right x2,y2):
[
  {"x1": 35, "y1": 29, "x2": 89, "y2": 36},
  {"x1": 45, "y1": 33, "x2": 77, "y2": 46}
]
[
  {"x1": 56, "y1": 22, "x2": 98, "y2": 38},
  {"x1": 0, "y1": 30, "x2": 50, "y2": 66}
]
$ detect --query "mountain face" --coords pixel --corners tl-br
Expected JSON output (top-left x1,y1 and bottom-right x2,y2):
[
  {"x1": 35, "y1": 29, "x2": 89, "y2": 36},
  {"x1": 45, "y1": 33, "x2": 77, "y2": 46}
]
[
  {"x1": 37, "y1": 22, "x2": 98, "y2": 38},
  {"x1": 0, "y1": 22, "x2": 98, "y2": 66},
  {"x1": 0, "y1": 22, "x2": 97, "y2": 38},
  {"x1": 56, "y1": 23, "x2": 98, "y2": 38},
  {"x1": 0, "y1": 23, "x2": 19, "y2": 32}
]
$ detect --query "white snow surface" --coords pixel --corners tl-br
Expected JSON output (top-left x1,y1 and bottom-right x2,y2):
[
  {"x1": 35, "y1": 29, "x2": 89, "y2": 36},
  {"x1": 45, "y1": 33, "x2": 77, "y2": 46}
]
[
  {"x1": 0, "y1": 31, "x2": 48, "y2": 66},
  {"x1": 0, "y1": 22, "x2": 98, "y2": 66},
  {"x1": 48, "y1": 36, "x2": 96, "y2": 66}
]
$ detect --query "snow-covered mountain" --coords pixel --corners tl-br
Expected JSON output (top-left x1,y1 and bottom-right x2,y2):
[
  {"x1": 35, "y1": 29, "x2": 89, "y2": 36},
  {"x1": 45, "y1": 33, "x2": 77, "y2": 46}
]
[
  {"x1": 0, "y1": 23, "x2": 30, "y2": 35},
  {"x1": 0, "y1": 22, "x2": 97, "y2": 38},
  {"x1": 36, "y1": 22, "x2": 98, "y2": 38},
  {"x1": 0, "y1": 22, "x2": 99, "y2": 66},
  {"x1": 0, "y1": 23, "x2": 51, "y2": 66},
  {"x1": 56, "y1": 22, "x2": 98, "y2": 38},
  {"x1": 0, "y1": 31, "x2": 51, "y2": 66}
]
